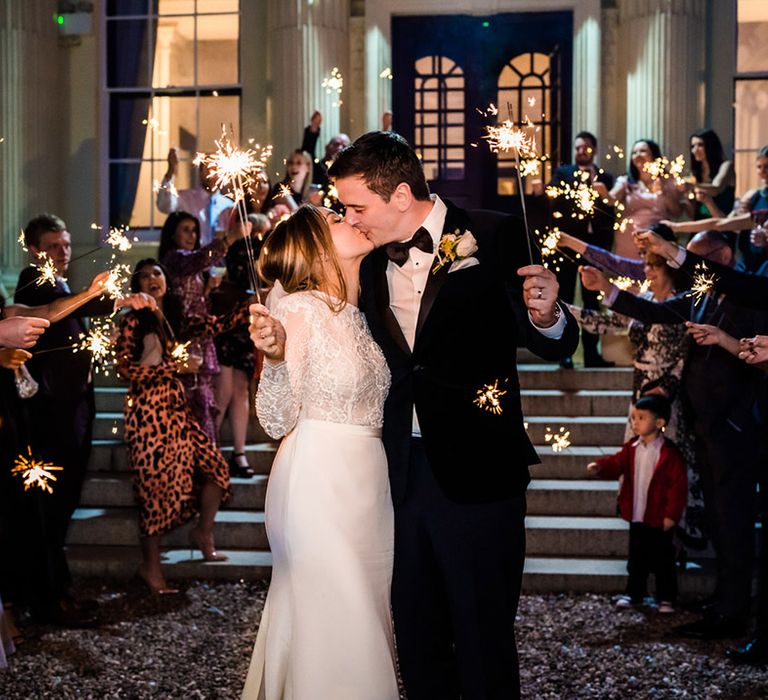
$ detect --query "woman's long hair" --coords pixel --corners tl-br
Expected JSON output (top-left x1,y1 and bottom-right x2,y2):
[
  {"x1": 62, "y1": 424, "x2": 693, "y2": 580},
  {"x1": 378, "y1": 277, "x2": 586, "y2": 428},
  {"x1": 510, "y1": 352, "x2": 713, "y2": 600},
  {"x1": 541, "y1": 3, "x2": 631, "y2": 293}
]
[
  {"x1": 127, "y1": 258, "x2": 183, "y2": 359},
  {"x1": 158, "y1": 211, "x2": 201, "y2": 261},
  {"x1": 628, "y1": 139, "x2": 663, "y2": 184},
  {"x1": 257, "y1": 205, "x2": 347, "y2": 312},
  {"x1": 690, "y1": 129, "x2": 725, "y2": 184}
]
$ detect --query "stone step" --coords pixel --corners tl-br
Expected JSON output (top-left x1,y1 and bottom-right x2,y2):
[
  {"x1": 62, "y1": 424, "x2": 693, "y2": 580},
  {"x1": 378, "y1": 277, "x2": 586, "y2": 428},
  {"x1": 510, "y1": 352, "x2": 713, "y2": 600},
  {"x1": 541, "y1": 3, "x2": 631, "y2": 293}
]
[
  {"x1": 65, "y1": 547, "x2": 712, "y2": 595},
  {"x1": 78, "y1": 473, "x2": 618, "y2": 517},
  {"x1": 79, "y1": 472, "x2": 268, "y2": 510},
  {"x1": 68, "y1": 507, "x2": 630, "y2": 558},
  {"x1": 521, "y1": 390, "x2": 631, "y2": 417},
  {"x1": 67, "y1": 508, "x2": 269, "y2": 550},
  {"x1": 531, "y1": 447, "x2": 619, "y2": 479},
  {"x1": 519, "y1": 365, "x2": 633, "y2": 391},
  {"x1": 90, "y1": 412, "x2": 270, "y2": 442},
  {"x1": 87, "y1": 440, "x2": 277, "y2": 473},
  {"x1": 525, "y1": 416, "x2": 627, "y2": 446},
  {"x1": 94, "y1": 387, "x2": 127, "y2": 413}
]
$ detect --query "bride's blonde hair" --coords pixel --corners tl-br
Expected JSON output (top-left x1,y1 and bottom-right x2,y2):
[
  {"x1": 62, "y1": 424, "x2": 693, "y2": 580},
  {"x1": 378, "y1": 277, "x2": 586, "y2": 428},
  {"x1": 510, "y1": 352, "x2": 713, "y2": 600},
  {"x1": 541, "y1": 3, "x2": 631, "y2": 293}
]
[{"x1": 257, "y1": 205, "x2": 348, "y2": 312}]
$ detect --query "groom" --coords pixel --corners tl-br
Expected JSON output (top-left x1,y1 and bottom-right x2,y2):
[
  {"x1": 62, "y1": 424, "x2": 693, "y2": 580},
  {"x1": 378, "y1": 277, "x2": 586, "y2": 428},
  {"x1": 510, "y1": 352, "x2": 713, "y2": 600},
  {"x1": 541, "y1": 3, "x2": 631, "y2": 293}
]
[{"x1": 255, "y1": 131, "x2": 577, "y2": 698}]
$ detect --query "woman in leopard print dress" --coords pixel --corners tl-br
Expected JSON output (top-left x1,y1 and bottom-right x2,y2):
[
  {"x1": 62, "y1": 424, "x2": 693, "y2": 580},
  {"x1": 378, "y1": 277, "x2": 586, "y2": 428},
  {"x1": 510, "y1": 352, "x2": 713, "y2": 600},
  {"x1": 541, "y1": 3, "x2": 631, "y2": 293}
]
[{"x1": 116, "y1": 259, "x2": 245, "y2": 594}]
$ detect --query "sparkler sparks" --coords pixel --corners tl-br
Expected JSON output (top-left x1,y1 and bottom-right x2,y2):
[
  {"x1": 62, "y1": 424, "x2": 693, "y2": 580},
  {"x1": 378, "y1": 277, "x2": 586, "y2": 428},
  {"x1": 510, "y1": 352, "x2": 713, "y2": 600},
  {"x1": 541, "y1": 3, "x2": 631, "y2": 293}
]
[
  {"x1": 483, "y1": 119, "x2": 537, "y2": 159},
  {"x1": 171, "y1": 341, "x2": 191, "y2": 364},
  {"x1": 105, "y1": 226, "x2": 133, "y2": 252},
  {"x1": 11, "y1": 447, "x2": 63, "y2": 494},
  {"x1": 76, "y1": 318, "x2": 117, "y2": 373},
  {"x1": 544, "y1": 426, "x2": 572, "y2": 453},
  {"x1": 17, "y1": 229, "x2": 27, "y2": 252},
  {"x1": 103, "y1": 264, "x2": 131, "y2": 299},
  {"x1": 379, "y1": 67, "x2": 393, "y2": 80},
  {"x1": 273, "y1": 183, "x2": 293, "y2": 201},
  {"x1": 688, "y1": 261, "x2": 718, "y2": 304},
  {"x1": 643, "y1": 155, "x2": 686, "y2": 182},
  {"x1": 610, "y1": 276, "x2": 636, "y2": 292},
  {"x1": 546, "y1": 173, "x2": 599, "y2": 218},
  {"x1": 141, "y1": 116, "x2": 166, "y2": 136},
  {"x1": 34, "y1": 252, "x2": 59, "y2": 287},
  {"x1": 539, "y1": 229, "x2": 562, "y2": 258},
  {"x1": 473, "y1": 379, "x2": 508, "y2": 415},
  {"x1": 322, "y1": 67, "x2": 344, "y2": 106}
]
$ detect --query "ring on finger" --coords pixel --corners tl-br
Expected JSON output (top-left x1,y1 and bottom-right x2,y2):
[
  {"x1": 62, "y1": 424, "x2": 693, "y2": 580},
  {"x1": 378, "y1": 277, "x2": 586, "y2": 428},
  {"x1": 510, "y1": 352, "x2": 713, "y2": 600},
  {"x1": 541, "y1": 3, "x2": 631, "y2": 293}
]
[{"x1": 537, "y1": 288, "x2": 543, "y2": 299}]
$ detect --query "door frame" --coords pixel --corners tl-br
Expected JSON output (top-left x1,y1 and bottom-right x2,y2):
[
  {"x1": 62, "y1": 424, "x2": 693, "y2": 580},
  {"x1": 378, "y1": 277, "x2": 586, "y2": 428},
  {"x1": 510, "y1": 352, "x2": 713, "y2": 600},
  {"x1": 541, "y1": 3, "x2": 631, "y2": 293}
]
[{"x1": 363, "y1": 0, "x2": 601, "y2": 143}]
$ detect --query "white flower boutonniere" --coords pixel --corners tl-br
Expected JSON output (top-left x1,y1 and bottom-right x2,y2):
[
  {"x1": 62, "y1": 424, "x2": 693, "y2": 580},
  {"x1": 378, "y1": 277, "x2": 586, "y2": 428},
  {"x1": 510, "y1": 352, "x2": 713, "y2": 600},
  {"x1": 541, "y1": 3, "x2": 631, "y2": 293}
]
[{"x1": 432, "y1": 229, "x2": 478, "y2": 274}]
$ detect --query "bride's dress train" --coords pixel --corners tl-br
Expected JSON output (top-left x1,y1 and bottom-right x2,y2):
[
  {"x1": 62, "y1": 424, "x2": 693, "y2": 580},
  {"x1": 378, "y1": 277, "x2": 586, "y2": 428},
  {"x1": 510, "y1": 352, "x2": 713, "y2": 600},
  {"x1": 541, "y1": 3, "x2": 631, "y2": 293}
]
[{"x1": 242, "y1": 292, "x2": 398, "y2": 700}]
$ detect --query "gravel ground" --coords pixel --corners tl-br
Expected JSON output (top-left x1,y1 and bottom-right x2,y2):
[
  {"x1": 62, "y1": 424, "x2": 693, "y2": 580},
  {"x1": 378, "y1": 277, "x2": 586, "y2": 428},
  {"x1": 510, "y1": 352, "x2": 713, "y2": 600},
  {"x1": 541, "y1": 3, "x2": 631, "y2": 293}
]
[{"x1": 2, "y1": 580, "x2": 768, "y2": 699}]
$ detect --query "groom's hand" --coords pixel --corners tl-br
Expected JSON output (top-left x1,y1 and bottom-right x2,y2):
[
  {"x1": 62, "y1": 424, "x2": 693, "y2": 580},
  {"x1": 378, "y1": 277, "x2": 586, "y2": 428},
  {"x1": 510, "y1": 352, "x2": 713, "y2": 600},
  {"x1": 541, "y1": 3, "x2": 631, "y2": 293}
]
[
  {"x1": 249, "y1": 303, "x2": 286, "y2": 363},
  {"x1": 518, "y1": 265, "x2": 559, "y2": 328}
]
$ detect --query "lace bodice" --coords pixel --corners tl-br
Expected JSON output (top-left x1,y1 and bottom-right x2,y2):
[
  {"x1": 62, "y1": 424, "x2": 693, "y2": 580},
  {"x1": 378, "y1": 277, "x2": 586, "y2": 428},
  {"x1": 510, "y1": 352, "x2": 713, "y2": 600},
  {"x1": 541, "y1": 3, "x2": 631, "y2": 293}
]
[{"x1": 256, "y1": 292, "x2": 391, "y2": 439}]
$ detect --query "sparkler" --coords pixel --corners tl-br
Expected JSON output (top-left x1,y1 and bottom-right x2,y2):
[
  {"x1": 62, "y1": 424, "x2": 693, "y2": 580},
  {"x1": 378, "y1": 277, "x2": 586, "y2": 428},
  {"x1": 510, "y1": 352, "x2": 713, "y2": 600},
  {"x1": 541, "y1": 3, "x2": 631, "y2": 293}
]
[
  {"x1": 544, "y1": 426, "x2": 572, "y2": 453},
  {"x1": 17, "y1": 229, "x2": 27, "y2": 252},
  {"x1": 322, "y1": 67, "x2": 344, "y2": 106},
  {"x1": 34, "y1": 253, "x2": 59, "y2": 287},
  {"x1": 11, "y1": 447, "x2": 63, "y2": 494},
  {"x1": 105, "y1": 226, "x2": 133, "y2": 252},
  {"x1": 195, "y1": 125, "x2": 272, "y2": 292},
  {"x1": 273, "y1": 183, "x2": 293, "y2": 201},
  {"x1": 688, "y1": 261, "x2": 718, "y2": 305},
  {"x1": 103, "y1": 264, "x2": 131, "y2": 299},
  {"x1": 379, "y1": 67, "x2": 393, "y2": 80},
  {"x1": 604, "y1": 145, "x2": 625, "y2": 162},
  {"x1": 76, "y1": 318, "x2": 117, "y2": 374},
  {"x1": 473, "y1": 379, "x2": 508, "y2": 415},
  {"x1": 610, "y1": 276, "x2": 637, "y2": 292},
  {"x1": 170, "y1": 341, "x2": 191, "y2": 364}
]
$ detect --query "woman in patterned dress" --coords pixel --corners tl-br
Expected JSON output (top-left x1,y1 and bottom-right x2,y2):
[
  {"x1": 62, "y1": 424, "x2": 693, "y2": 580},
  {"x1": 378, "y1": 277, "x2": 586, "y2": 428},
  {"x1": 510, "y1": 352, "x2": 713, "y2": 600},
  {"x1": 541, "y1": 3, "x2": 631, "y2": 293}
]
[
  {"x1": 159, "y1": 211, "x2": 235, "y2": 441},
  {"x1": 571, "y1": 257, "x2": 706, "y2": 547},
  {"x1": 116, "y1": 259, "x2": 245, "y2": 594}
]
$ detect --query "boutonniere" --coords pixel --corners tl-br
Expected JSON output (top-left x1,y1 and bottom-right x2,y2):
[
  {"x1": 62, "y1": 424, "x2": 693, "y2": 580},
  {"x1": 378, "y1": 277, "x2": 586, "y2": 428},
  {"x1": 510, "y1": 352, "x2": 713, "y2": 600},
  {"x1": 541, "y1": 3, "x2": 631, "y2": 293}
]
[{"x1": 432, "y1": 229, "x2": 478, "y2": 274}]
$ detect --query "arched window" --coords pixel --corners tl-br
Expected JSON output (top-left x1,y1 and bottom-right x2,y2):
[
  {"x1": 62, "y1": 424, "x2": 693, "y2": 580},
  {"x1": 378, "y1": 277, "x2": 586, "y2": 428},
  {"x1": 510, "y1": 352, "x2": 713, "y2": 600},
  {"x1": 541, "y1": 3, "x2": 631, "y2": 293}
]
[
  {"x1": 496, "y1": 52, "x2": 556, "y2": 195},
  {"x1": 414, "y1": 56, "x2": 465, "y2": 181}
]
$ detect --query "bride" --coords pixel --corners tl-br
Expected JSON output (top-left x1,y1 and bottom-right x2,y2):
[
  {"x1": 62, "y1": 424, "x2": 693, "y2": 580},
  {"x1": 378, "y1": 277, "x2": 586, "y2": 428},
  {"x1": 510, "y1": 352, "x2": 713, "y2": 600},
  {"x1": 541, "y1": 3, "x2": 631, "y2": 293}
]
[{"x1": 242, "y1": 205, "x2": 399, "y2": 699}]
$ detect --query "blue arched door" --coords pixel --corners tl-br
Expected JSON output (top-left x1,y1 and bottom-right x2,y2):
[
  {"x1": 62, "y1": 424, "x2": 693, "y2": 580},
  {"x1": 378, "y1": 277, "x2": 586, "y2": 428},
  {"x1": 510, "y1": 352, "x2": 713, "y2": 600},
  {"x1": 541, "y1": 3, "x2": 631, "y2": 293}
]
[{"x1": 392, "y1": 11, "x2": 573, "y2": 213}]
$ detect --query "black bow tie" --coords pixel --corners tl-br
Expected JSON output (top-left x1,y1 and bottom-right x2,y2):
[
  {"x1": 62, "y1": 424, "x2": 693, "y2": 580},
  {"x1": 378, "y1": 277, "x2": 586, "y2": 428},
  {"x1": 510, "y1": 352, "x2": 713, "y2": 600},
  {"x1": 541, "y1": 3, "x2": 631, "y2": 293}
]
[{"x1": 384, "y1": 227, "x2": 433, "y2": 267}]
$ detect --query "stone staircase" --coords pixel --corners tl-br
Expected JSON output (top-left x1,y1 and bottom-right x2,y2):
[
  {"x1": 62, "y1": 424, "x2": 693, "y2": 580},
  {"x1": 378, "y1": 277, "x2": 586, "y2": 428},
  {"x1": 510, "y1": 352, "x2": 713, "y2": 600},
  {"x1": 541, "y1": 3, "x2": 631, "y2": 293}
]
[{"x1": 67, "y1": 358, "x2": 711, "y2": 594}]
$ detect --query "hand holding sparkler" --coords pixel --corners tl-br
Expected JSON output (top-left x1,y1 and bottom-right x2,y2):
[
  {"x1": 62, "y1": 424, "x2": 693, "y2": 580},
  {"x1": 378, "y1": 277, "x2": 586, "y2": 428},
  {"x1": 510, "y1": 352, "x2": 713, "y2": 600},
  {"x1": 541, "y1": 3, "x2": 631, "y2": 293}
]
[
  {"x1": 738, "y1": 335, "x2": 768, "y2": 365},
  {"x1": 518, "y1": 265, "x2": 560, "y2": 327},
  {"x1": 0, "y1": 348, "x2": 32, "y2": 370},
  {"x1": 554, "y1": 231, "x2": 587, "y2": 256},
  {"x1": 579, "y1": 266, "x2": 613, "y2": 296},
  {"x1": 633, "y1": 230, "x2": 680, "y2": 261},
  {"x1": 249, "y1": 303, "x2": 286, "y2": 363},
  {"x1": 0, "y1": 316, "x2": 49, "y2": 348},
  {"x1": 116, "y1": 292, "x2": 158, "y2": 312},
  {"x1": 686, "y1": 322, "x2": 725, "y2": 347}
]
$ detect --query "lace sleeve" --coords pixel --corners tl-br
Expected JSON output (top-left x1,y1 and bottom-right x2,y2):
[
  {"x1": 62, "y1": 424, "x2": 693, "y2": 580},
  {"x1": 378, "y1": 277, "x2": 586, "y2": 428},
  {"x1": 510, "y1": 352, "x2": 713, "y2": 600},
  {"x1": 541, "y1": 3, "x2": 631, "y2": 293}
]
[
  {"x1": 255, "y1": 298, "x2": 313, "y2": 439},
  {"x1": 568, "y1": 304, "x2": 629, "y2": 336}
]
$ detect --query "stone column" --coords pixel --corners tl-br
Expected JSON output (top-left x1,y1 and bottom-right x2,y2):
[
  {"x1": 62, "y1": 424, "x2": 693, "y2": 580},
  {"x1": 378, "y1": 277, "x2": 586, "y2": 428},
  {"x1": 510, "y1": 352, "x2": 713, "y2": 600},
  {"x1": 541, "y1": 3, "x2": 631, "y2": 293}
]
[
  {"x1": 620, "y1": 0, "x2": 706, "y2": 157},
  {"x1": 0, "y1": 1, "x2": 64, "y2": 291},
  {"x1": 267, "y1": 0, "x2": 349, "y2": 173}
]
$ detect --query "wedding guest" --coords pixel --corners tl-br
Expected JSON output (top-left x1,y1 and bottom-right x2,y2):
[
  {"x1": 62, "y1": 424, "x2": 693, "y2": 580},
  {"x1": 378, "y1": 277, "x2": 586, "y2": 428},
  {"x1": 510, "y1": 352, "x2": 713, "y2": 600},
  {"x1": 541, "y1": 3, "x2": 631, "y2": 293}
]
[
  {"x1": 159, "y1": 210, "x2": 236, "y2": 440},
  {"x1": 664, "y1": 145, "x2": 768, "y2": 272},
  {"x1": 574, "y1": 261, "x2": 704, "y2": 548},
  {"x1": 14, "y1": 214, "x2": 155, "y2": 627},
  {"x1": 156, "y1": 147, "x2": 235, "y2": 245},
  {"x1": 300, "y1": 110, "x2": 351, "y2": 189},
  {"x1": 587, "y1": 395, "x2": 687, "y2": 613},
  {"x1": 264, "y1": 150, "x2": 314, "y2": 216},
  {"x1": 214, "y1": 213, "x2": 270, "y2": 478},
  {"x1": 548, "y1": 131, "x2": 615, "y2": 368},
  {"x1": 607, "y1": 139, "x2": 682, "y2": 258},
  {"x1": 597, "y1": 230, "x2": 768, "y2": 639},
  {"x1": 115, "y1": 259, "x2": 246, "y2": 593},
  {"x1": 683, "y1": 129, "x2": 736, "y2": 221}
]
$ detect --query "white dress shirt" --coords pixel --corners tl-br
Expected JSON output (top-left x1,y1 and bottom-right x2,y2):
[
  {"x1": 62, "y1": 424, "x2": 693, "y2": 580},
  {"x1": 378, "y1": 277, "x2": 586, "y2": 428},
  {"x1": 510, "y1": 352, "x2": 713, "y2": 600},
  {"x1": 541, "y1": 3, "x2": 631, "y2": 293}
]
[
  {"x1": 631, "y1": 435, "x2": 664, "y2": 522},
  {"x1": 386, "y1": 194, "x2": 567, "y2": 435}
]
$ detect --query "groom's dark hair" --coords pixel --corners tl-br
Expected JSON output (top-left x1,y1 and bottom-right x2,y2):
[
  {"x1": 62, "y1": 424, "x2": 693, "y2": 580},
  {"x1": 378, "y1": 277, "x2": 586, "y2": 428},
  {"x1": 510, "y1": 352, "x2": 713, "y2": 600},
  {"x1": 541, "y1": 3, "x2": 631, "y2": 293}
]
[{"x1": 328, "y1": 131, "x2": 431, "y2": 203}]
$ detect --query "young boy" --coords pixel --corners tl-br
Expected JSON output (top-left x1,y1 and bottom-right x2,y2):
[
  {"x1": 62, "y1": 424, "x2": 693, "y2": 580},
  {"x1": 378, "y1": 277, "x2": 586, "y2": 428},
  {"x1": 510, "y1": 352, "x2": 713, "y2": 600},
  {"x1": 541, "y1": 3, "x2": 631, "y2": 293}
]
[{"x1": 587, "y1": 395, "x2": 688, "y2": 613}]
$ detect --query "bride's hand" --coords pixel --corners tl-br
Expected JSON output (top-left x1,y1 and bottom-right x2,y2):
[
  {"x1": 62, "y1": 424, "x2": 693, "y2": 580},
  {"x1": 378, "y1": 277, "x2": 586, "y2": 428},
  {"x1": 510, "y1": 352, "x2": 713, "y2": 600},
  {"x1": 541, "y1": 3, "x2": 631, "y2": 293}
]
[{"x1": 250, "y1": 303, "x2": 286, "y2": 363}]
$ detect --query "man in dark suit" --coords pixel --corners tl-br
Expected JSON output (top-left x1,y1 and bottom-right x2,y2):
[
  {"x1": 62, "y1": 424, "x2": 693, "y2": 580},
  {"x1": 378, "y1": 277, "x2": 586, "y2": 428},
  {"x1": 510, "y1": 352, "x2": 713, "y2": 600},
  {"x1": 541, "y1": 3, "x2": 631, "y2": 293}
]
[
  {"x1": 582, "y1": 230, "x2": 768, "y2": 643},
  {"x1": 548, "y1": 131, "x2": 615, "y2": 367},
  {"x1": 253, "y1": 132, "x2": 578, "y2": 698},
  {"x1": 14, "y1": 213, "x2": 152, "y2": 625}
]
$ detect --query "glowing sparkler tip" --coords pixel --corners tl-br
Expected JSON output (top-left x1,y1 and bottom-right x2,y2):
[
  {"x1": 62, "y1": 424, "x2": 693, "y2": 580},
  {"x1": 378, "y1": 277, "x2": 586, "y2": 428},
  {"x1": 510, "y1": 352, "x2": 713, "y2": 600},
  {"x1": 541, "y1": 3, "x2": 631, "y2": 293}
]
[
  {"x1": 11, "y1": 446, "x2": 63, "y2": 494},
  {"x1": 473, "y1": 379, "x2": 508, "y2": 415}
]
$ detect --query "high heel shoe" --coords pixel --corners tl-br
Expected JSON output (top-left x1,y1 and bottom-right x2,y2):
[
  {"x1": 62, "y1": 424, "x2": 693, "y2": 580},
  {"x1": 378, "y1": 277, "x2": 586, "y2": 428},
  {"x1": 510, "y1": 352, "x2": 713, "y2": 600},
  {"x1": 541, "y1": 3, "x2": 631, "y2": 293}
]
[
  {"x1": 228, "y1": 453, "x2": 255, "y2": 479},
  {"x1": 189, "y1": 529, "x2": 229, "y2": 562},
  {"x1": 136, "y1": 566, "x2": 180, "y2": 596}
]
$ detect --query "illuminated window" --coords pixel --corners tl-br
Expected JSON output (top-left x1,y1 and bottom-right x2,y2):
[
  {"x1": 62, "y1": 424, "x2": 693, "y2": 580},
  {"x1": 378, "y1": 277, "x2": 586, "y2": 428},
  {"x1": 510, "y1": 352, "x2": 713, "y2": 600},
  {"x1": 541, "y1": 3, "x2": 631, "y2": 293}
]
[
  {"x1": 413, "y1": 56, "x2": 465, "y2": 181},
  {"x1": 735, "y1": 0, "x2": 768, "y2": 194},
  {"x1": 106, "y1": 0, "x2": 240, "y2": 232},
  {"x1": 496, "y1": 52, "x2": 556, "y2": 195}
]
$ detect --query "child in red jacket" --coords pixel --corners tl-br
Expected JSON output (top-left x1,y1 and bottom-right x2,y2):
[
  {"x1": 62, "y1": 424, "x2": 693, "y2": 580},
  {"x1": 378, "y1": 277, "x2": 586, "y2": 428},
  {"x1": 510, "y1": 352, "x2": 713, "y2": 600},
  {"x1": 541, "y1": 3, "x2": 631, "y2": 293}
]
[{"x1": 587, "y1": 395, "x2": 688, "y2": 613}]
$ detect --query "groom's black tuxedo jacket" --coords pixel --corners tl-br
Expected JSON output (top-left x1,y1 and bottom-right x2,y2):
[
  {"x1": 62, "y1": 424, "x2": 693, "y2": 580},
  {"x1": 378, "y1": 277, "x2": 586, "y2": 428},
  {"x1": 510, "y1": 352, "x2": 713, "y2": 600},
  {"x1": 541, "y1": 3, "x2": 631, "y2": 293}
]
[{"x1": 359, "y1": 200, "x2": 579, "y2": 505}]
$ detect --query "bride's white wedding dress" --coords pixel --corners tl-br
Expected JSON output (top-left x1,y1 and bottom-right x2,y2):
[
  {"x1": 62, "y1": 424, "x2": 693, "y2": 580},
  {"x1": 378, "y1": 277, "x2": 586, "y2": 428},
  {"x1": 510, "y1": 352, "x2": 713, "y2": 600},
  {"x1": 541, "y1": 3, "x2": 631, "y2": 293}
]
[{"x1": 242, "y1": 291, "x2": 398, "y2": 700}]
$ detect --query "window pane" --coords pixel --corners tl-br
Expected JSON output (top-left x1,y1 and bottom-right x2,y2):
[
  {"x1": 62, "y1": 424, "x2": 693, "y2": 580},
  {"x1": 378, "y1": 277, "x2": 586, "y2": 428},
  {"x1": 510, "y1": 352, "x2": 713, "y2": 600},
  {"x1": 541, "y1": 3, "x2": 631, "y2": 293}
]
[
  {"x1": 110, "y1": 163, "x2": 143, "y2": 228},
  {"x1": 197, "y1": 14, "x2": 240, "y2": 85},
  {"x1": 153, "y1": 15, "x2": 195, "y2": 88},
  {"x1": 735, "y1": 79, "x2": 768, "y2": 192},
  {"x1": 109, "y1": 94, "x2": 152, "y2": 159},
  {"x1": 198, "y1": 0, "x2": 239, "y2": 12},
  {"x1": 158, "y1": 0, "x2": 195, "y2": 13},
  {"x1": 198, "y1": 94, "x2": 240, "y2": 149},
  {"x1": 737, "y1": 1, "x2": 768, "y2": 73},
  {"x1": 107, "y1": 19, "x2": 155, "y2": 87}
]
